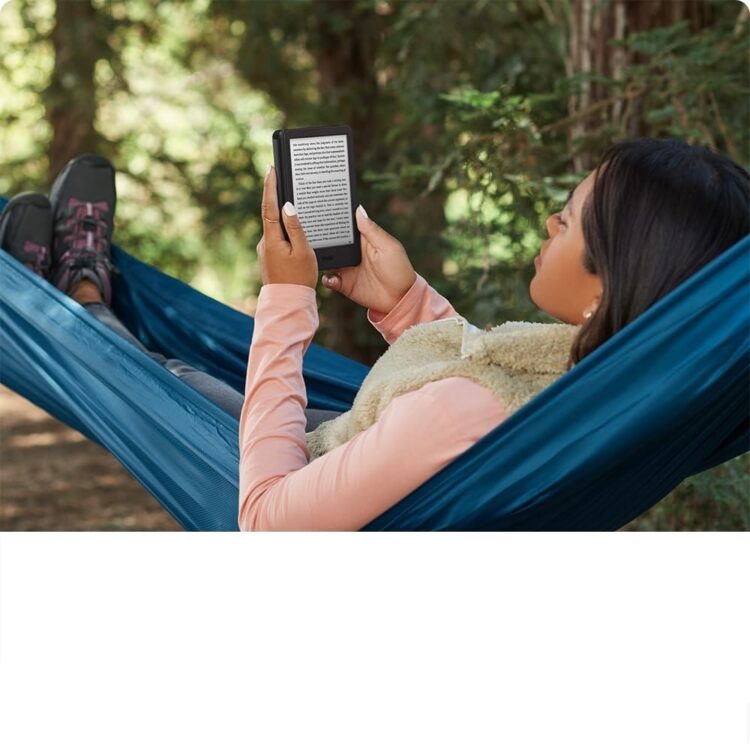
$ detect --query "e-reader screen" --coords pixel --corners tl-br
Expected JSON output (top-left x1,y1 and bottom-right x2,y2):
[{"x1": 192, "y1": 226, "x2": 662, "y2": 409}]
[{"x1": 289, "y1": 134, "x2": 354, "y2": 250}]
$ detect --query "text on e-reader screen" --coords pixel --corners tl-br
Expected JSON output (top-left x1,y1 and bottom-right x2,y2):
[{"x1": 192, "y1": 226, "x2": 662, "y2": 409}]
[{"x1": 289, "y1": 134, "x2": 354, "y2": 249}]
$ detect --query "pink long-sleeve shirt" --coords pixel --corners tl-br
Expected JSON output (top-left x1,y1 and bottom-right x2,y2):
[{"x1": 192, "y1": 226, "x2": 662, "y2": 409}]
[{"x1": 238, "y1": 273, "x2": 508, "y2": 531}]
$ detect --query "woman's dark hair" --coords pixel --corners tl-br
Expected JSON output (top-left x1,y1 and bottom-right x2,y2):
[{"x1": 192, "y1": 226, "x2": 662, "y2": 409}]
[{"x1": 567, "y1": 137, "x2": 750, "y2": 369}]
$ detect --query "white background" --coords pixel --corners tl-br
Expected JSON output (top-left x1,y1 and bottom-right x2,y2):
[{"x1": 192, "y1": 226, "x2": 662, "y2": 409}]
[{"x1": 0, "y1": 533, "x2": 748, "y2": 749}]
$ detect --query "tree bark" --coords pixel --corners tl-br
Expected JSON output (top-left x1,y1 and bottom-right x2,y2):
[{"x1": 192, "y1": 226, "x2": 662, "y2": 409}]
[
  {"x1": 315, "y1": 2, "x2": 448, "y2": 363},
  {"x1": 214, "y1": 0, "x2": 452, "y2": 363},
  {"x1": 312, "y1": 0, "x2": 381, "y2": 362},
  {"x1": 44, "y1": 0, "x2": 103, "y2": 186},
  {"x1": 567, "y1": 0, "x2": 716, "y2": 171}
]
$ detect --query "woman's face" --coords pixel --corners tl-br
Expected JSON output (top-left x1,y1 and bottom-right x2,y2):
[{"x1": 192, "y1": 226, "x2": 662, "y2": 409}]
[{"x1": 529, "y1": 169, "x2": 603, "y2": 325}]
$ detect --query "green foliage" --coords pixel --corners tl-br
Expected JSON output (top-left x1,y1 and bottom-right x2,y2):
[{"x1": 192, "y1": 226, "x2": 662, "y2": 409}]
[
  {"x1": 1, "y1": 0, "x2": 270, "y2": 299},
  {"x1": 0, "y1": 0, "x2": 54, "y2": 188},
  {"x1": 625, "y1": 454, "x2": 750, "y2": 531},
  {"x1": 603, "y1": 16, "x2": 749, "y2": 163}
]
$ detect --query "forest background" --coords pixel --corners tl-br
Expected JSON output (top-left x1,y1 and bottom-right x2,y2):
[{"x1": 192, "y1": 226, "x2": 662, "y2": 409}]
[{"x1": 0, "y1": 0, "x2": 748, "y2": 530}]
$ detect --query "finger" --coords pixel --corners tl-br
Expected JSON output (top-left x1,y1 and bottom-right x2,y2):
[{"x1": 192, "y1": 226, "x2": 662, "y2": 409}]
[
  {"x1": 261, "y1": 165, "x2": 285, "y2": 244},
  {"x1": 281, "y1": 201, "x2": 311, "y2": 253},
  {"x1": 322, "y1": 270, "x2": 341, "y2": 288}
]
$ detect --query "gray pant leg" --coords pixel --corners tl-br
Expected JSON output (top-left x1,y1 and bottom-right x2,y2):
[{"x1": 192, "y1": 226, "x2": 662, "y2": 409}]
[
  {"x1": 83, "y1": 302, "x2": 344, "y2": 429},
  {"x1": 84, "y1": 302, "x2": 245, "y2": 419},
  {"x1": 304, "y1": 408, "x2": 345, "y2": 431}
]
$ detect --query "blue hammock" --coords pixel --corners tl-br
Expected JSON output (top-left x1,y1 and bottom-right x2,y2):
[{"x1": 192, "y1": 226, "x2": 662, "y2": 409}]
[{"x1": 1, "y1": 194, "x2": 747, "y2": 530}]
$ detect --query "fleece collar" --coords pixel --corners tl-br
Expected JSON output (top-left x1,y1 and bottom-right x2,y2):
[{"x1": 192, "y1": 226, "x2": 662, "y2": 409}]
[{"x1": 413, "y1": 316, "x2": 581, "y2": 375}]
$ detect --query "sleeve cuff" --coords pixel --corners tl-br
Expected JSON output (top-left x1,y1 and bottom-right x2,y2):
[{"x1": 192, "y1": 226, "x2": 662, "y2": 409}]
[
  {"x1": 253, "y1": 283, "x2": 319, "y2": 340},
  {"x1": 366, "y1": 273, "x2": 426, "y2": 327},
  {"x1": 256, "y1": 283, "x2": 317, "y2": 317},
  {"x1": 258, "y1": 283, "x2": 317, "y2": 304}
]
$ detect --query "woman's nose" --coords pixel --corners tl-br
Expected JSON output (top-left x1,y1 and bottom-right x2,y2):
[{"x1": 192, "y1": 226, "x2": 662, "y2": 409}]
[{"x1": 545, "y1": 213, "x2": 559, "y2": 236}]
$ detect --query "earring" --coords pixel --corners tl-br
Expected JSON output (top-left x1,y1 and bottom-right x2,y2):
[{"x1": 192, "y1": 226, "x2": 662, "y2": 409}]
[{"x1": 583, "y1": 309, "x2": 594, "y2": 320}]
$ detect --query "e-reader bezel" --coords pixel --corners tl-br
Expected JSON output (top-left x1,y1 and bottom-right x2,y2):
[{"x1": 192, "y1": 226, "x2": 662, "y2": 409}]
[{"x1": 272, "y1": 124, "x2": 362, "y2": 272}]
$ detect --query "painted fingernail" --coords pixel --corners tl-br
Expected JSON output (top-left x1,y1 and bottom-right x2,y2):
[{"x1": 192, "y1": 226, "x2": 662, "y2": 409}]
[
  {"x1": 356, "y1": 204, "x2": 368, "y2": 218},
  {"x1": 283, "y1": 201, "x2": 297, "y2": 216}
]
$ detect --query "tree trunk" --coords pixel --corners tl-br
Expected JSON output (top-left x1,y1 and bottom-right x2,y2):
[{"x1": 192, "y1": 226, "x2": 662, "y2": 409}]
[
  {"x1": 314, "y1": 0, "x2": 385, "y2": 363},
  {"x1": 217, "y1": 0, "x2": 450, "y2": 364},
  {"x1": 316, "y1": 3, "x2": 448, "y2": 363},
  {"x1": 44, "y1": 0, "x2": 102, "y2": 186},
  {"x1": 567, "y1": 0, "x2": 716, "y2": 171}
]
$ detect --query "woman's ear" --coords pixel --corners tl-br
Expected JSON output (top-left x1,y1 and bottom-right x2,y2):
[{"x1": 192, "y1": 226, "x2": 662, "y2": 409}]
[{"x1": 582, "y1": 293, "x2": 601, "y2": 320}]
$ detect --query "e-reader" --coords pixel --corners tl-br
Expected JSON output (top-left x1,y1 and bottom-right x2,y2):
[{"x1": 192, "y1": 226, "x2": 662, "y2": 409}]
[{"x1": 272, "y1": 124, "x2": 362, "y2": 271}]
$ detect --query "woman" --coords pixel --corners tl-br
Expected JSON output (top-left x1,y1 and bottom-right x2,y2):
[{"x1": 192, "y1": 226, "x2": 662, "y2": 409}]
[
  {"x1": 2, "y1": 139, "x2": 748, "y2": 530},
  {"x1": 240, "y1": 137, "x2": 748, "y2": 531}
]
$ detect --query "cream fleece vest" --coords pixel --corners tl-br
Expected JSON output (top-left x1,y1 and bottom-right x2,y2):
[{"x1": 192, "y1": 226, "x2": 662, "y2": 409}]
[{"x1": 305, "y1": 315, "x2": 581, "y2": 459}]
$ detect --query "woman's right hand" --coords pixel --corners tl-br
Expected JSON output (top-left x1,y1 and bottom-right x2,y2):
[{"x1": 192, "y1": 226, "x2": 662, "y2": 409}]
[{"x1": 321, "y1": 205, "x2": 417, "y2": 316}]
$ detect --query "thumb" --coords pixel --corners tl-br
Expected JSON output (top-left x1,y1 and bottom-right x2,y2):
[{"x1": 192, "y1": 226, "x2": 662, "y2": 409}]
[
  {"x1": 355, "y1": 204, "x2": 395, "y2": 248},
  {"x1": 281, "y1": 201, "x2": 310, "y2": 250}
]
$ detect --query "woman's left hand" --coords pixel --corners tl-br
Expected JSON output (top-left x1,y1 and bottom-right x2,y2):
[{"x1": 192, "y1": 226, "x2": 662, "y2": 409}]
[{"x1": 256, "y1": 164, "x2": 319, "y2": 290}]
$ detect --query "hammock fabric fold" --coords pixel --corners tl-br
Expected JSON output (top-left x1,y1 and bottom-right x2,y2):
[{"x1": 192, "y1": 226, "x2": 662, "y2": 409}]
[{"x1": 1, "y1": 193, "x2": 747, "y2": 530}]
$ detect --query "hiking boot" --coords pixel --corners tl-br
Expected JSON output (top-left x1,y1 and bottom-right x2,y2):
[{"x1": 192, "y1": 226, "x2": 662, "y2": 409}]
[
  {"x1": 50, "y1": 153, "x2": 116, "y2": 306},
  {"x1": 0, "y1": 192, "x2": 53, "y2": 278}
]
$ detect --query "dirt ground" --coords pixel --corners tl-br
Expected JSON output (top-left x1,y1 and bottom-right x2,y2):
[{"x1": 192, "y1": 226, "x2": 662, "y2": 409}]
[{"x1": 0, "y1": 384, "x2": 181, "y2": 531}]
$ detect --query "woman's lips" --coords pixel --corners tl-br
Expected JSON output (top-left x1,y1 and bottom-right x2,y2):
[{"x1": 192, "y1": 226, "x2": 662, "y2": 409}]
[{"x1": 534, "y1": 254, "x2": 542, "y2": 268}]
